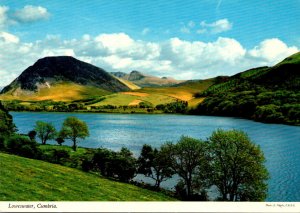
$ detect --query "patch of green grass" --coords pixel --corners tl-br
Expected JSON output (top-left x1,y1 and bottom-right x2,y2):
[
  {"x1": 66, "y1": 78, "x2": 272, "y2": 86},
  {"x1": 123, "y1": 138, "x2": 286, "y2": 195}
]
[
  {"x1": 92, "y1": 94, "x2": 138, "y2": 106},
  {"x1": 39, "y1": 144, "x2": 87, "y2": 157},
  {"x1": 276, "y1": 52, "x2": 300, "y2": 66},
  {"x1": 0, "y1": 152, "x2": 176, "y2": 201},
  {"x1": 91, "y1": 93, "x2": 176, "y2": 107},
  {"x1": 0, "y1": 82, "x2": 110, "y2": 102}
]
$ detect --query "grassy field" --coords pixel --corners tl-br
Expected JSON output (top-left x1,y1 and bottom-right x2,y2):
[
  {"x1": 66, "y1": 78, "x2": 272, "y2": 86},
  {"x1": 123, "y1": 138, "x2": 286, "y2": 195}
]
[
  {"x1": 91, "y1": 92, "x2": 177, "y2": 107},
  {"x1": 0, "y1": 152, "x2": 176, "y2": 201},
  {"x1": 0, "y1": 82, "x2": 110, "y2": 102},
  {"x1": 89, "y1": 79, "x2": 214, "y2": 108}
]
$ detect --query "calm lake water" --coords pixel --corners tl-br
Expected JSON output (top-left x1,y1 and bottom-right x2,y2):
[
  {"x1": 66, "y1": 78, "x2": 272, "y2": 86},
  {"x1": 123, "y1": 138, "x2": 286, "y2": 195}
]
[{"x1": 10, "y1": 112, "x2": 300, "y2": 201}]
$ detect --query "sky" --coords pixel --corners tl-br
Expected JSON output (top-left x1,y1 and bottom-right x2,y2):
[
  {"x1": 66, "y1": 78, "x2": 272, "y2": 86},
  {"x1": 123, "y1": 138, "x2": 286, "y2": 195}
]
[{"x1": 0, "y1": 0, "x2": 299, "y2": 86}]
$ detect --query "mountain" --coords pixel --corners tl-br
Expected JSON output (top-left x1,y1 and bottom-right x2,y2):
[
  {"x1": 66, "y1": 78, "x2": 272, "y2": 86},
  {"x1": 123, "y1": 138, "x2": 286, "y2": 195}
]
[
  {"x1": 110, "y1": 70, "x2": 184, "y2": 87},
  {"x1": 0, "y1": 56, "x2": 130, "y2": 101},
  {"x1": 195, "y1": 52, "x2": 300, "y2": 125}
]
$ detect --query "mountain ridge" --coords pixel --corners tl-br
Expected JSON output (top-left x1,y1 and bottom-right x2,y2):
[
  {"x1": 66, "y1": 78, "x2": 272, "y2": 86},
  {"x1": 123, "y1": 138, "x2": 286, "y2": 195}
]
[
  {"x1": 110, "y1": 70, "x2": 184, "y2": 87},
  {"x1": 1, "y1": 56, "x2": 130, "y2": 95}
]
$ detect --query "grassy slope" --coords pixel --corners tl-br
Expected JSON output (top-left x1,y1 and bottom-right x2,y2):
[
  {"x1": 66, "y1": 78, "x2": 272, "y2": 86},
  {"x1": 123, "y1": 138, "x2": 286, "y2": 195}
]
[
  {"x1": 0, "y1": 78, "x2": 213, "y2": 110},
  {"x1": 275, "y1": 52, "x2": 300, "y2": 66},
  {"x1": 0, "y1": 152, "x2": 176, "y2": 201},
  {"x1": 201, "y1": 52, "x2": 300, "y2": 97},
  {"x1": 91, "y1": 79, "x2": 214, "y2": 108},
  {"x1": 0, "y1": 82, "x2": 110, "y2": 102},
  {"x1": 113, "y1": 77, "x2": 141, "y2": 90}
]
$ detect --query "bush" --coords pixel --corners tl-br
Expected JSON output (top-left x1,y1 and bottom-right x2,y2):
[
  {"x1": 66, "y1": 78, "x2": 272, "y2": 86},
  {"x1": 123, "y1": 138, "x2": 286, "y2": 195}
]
[
  {"x1": 0, "y1": 135, "x2": 6, "y2": 151},
  {"x1": 6, "y1": 135, "x2": 39, "y2": 158},
  {"x1": 139, "y1": 102, "x2": 153, "y2": 109},
  {"x1": 52, "y1": 149, "x2": 70, "y2": 164},
  {"x1": 81, "y1": 158, "x2": 94, "y2": 172}
]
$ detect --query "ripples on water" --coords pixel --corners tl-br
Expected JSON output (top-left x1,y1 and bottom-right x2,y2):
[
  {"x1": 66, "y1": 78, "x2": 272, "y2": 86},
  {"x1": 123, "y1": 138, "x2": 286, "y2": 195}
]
[{"x1": 11, "y1": 112, "x2": 300, "y2": 201}]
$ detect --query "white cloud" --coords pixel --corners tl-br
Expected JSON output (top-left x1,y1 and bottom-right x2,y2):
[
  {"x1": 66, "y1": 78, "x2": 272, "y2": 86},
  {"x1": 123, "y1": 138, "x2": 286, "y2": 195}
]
[
  {"x1": 95, "y1": 33, "x2": 134, "y2": 54},
  {"x1": 0, "y1": 5, "x2": 50, "y2": 30},
  {"x1": 0, "y1": 32, "x2": 298, "y2": 87},
  {"x1": 0, "y1": 31, "x2": 19, "y2": 43},
  {"x1": 198, "y1": 19, "x2": 232, "y2": 34},
  {"x1": 41, "y1": 49, "x2": 75, "y2": 57},
  {"x1": 248, "y1": 38, "x2": 298, "y2": 64},
  {"x1": 13, "y1": 5, "x2": 50, "y2": 23}
]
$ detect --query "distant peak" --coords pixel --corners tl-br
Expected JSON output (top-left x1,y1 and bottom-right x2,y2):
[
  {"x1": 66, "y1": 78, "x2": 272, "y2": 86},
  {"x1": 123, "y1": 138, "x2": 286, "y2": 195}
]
[
  {"x1": 128, "y1": 70, "x2": 145, "y2": 81},
  {"x1": 130, "y1": 70, "x2": 142, "y2": 74}
]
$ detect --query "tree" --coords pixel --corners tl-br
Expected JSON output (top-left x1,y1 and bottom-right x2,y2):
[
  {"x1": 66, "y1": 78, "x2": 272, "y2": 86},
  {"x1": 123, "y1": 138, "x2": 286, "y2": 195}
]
[
  {"x1": 164, "y1": 136, "x2": 209, "y2": 198},
  {"x1": 59, "y1": 116, "x2": 89, "y2": 151},
  {"x1": 55, "y1": 137, "x2": 65, "y2": 146},
  {"x1": 138, "y1": 144, "x2": 174, "y2": 189},
  {"x1": 111, "y1": 147, "x2": 137, "y2": 182},
  {"x1": 34, "y1": 121, "x2": 56, "y2": 145},
  {"x1": 93, "y1": 148, "x2": 114, "y2": 176},
  {"x1": 208, "y1": 129, "x2": 269, "y2": 201},
  {"x1": 0, "y1": 102, "x2": 16, "y2": 136},
  {"x1": 93, "y1": 147, "x2": 137, "y2": 182},
  {"x1": 28, "y1": 130, "x2": 37, "y2": 141}
]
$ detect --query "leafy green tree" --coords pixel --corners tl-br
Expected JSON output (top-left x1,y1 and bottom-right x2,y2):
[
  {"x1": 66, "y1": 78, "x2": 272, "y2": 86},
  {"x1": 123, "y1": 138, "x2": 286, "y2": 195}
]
[
  {"x1": 164, "y1": 136, "x2": 209, "y2": 198},
  {"x1": 112, "y1": 147, "x2": 137, "y2": 182},
  {"x1": 59, "y1": 116, "x2": 89, "y2": 151},
  {"x1": 138, "y1": 144, "x2": 174, "y2": 188},
  {"x1": 34, "y1": 121, "x2": 57, "y2": 145},
  {"x1": 93, "y1": 148, "x2": 114, "y2": 176},
  {"x1": 93, "y1": 147, "x2": 137, "y2": 182},
  {"x1": 138, "y1": 144, "x2": 154, "y2": 175},
  {"x1": 208, "y1": 129, "x2": 269, "y2": 201}
]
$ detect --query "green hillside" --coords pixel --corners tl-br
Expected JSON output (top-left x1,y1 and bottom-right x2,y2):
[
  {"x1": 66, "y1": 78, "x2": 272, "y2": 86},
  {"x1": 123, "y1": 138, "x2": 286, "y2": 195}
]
[
  {"x1": 195, "y1": 52, "x2": 300, "y2": 125},
  {"x1": 0, "y1": 152, "x2": 176, "y2": 201},
  {"x1": 0, "y1": 78, "x2": 213, "y2": 113}
]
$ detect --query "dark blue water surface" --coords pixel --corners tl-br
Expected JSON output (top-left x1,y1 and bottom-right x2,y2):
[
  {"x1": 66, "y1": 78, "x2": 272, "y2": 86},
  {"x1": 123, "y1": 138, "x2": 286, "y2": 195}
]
[{"x1": 11, "y1": 112, "x2": 300, "y2": 201}]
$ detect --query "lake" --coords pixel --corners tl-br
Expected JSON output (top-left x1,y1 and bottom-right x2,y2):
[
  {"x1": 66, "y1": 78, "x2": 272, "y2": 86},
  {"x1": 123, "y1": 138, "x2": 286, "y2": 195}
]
[{"x1": 10, "y1": 111, "x2": 300, "y2": 201}]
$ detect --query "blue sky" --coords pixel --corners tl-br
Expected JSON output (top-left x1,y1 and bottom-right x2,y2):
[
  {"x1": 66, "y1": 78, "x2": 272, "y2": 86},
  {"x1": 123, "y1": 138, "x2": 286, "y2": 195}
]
[{"x1": 0, "y1": 0, "x2": 299, "y2": 86}]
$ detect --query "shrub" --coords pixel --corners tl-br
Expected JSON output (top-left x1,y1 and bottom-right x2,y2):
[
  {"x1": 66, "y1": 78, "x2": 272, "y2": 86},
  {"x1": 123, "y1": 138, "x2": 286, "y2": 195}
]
[
  {"x1": 6, "y1": 135, "x2": 39, "y2": 158},
  {"x1": 0, "y1": 135, "x2": 6, "y2": 151},
  {"x1": 52, "y1": 149, "x2": 70, "y2": 164}
]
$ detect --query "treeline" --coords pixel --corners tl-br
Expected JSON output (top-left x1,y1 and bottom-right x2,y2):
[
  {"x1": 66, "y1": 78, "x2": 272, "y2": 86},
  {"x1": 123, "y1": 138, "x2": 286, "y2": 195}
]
[
  {"x1": 1, "y1": 100, "x2": 188, "y2": 114},
  {"x1": 194, "y1": 89, "x2": 300, "y2": 125}
]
